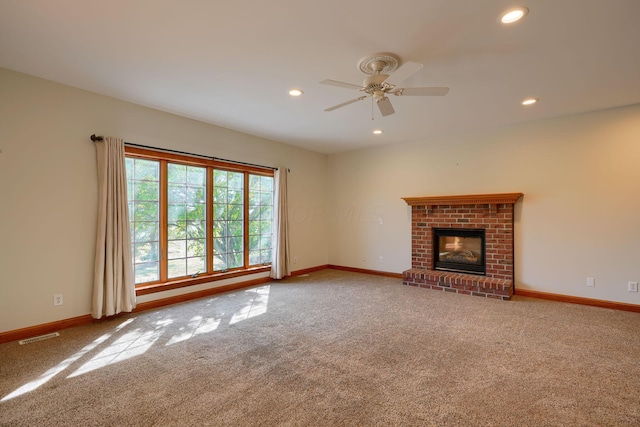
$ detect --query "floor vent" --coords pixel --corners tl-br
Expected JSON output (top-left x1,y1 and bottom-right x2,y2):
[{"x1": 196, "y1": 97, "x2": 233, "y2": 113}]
[{"x1": 18, "y1": 332, "x2": 60, "y2": 345}]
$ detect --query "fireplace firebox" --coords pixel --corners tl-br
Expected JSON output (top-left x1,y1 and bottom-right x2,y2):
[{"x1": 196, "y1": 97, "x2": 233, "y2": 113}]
[{"x1": 433, "y1": 228, "x2": 486, "y2": 275}]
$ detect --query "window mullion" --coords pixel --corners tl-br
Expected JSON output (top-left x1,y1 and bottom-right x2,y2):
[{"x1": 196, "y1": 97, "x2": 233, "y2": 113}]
[
  {"x1": 159, "y1": 160, "x2": 168, "y2": 282},
  {"x1": 243, "y1": 172, "x2": 250, "y2": 269},
  {"x1": 206, "y1": 167, "x2": 213, "y2": 274}
]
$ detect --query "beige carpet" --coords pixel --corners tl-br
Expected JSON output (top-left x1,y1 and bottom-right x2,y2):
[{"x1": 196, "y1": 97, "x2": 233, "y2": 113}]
[{"x1": 1, "y1": 269, "x2": 639, "y2": 426}]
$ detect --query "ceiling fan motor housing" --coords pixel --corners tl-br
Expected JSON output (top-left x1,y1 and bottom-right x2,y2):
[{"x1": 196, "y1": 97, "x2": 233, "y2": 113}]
[
  {"x1": 359, "y1": 54, "x2": 400, "y2": 97},
  {"x1": 363, "y1": 74, "x2": 390, "y2": 97}
]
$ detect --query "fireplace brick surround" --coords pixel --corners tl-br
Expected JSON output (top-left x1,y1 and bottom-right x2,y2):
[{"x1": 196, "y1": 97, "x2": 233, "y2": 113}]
[{"x1": 402, "y1": 193, "x2": 523, "y2": 300}]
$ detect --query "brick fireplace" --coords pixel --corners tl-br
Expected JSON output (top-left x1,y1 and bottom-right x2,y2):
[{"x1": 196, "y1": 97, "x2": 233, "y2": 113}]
[{"x1": 402, "y1": 193, "x2": 522, "y2": 300}]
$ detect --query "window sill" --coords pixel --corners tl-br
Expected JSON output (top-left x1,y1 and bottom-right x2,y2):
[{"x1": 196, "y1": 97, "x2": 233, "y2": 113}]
[{"x1": 135, "y1": 265, "x2": 271, "y2": 296}]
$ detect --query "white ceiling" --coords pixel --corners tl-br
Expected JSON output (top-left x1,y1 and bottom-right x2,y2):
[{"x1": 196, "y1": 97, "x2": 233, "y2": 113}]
[{"x1": 1, "y1": 0, "x2": 639, "y2": 154}]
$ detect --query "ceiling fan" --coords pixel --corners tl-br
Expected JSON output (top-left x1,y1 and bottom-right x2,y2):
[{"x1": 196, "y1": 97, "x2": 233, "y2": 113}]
[{"x1": 320, "y1": 53, "x2": 449, "y2": 117}]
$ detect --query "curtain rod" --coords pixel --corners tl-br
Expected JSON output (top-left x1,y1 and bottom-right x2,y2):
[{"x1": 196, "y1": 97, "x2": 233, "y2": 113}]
[{"x1": 90, "y1": 134, "x2": 279, "y2": 171}]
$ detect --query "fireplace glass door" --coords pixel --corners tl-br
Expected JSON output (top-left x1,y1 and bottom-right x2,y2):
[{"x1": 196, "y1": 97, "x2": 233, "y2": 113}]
[{"x1": 434, "y1": 228, "x2": 485, "y2": 275}]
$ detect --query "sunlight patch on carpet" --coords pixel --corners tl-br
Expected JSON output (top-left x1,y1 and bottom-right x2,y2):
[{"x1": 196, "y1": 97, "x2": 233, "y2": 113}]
[
  {"x1": 1, "y1": 319, "x2": 135, "y2": 401},
  {"x1": 68, "y1": 327, "x2": 160, "y2": 378},
  {"x1": 166, "y1": 315, "x2": 221, "y2": 346},
  {"x1": 230, "y1": 285, "x2": 270, "y2": 325}
]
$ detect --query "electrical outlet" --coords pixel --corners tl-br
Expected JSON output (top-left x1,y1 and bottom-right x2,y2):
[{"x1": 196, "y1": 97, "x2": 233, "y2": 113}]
[
  {"x1": 292, "y1": 257, "x2": 298, "y2": 264},
  {"x1": 379, "y1": 256, "x2": 384, "y2": 264},
  {"x1": 628, "y1": 281, "x2": 638, "y2": 292},
  {"x1": 363, "y1": 256, "x2": 367, "y2": 262},
  {"x1": 586, "y1": 277, "x2": 595, "y2": 287},
  {"x1": 53, "y1": 294, "x2": 63, "y2": 306}
]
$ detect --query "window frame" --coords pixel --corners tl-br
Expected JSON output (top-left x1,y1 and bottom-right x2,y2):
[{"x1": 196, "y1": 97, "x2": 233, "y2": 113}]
[{"x1": 125, "y1": 146, "x2": 274, "y2": 296}]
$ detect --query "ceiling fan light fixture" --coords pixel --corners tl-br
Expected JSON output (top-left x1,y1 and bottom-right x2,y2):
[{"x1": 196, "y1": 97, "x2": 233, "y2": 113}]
[
  {"x1": 522, "y1": 97, "x2": 538, "y2": 105},
  {"x1": 500, "y1": 7, "x2": 528, "y2": 24},
  {"x1": 288, "y1": 89, "x2": 303, "y2": 97}
]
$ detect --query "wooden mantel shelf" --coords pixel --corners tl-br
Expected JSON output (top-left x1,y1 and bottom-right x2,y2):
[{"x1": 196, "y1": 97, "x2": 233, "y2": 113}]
[{"x1": 402, "y1": 193, "x2": 523, "y2": 206}]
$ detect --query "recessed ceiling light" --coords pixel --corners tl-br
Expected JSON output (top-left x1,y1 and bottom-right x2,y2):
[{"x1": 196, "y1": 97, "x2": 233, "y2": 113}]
[
  {"x1": 522, "y1": 98, "x2": 538, "y2": 106},
  {"x1": 288, "y1": 89, "x2": 303, "y2": 97},
  {"x1": 373, "y1": 129, "x2": 383, "y2": 135},
  {"x1": 500, "y1": 7, "x2": 528, "y2": 24}
]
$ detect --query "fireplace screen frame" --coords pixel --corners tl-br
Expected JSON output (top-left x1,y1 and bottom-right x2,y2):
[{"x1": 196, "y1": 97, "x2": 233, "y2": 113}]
[{"x1": 433, "y1": 228, "x2": 486, "y2": 275}]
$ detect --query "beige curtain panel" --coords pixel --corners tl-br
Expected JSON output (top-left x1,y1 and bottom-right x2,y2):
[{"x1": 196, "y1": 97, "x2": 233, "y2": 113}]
[
  {"x1": 270, "y1": 167, "x2": 290, "y2": 279},
  {"x1": 92, "y1": 136, "x2": 136, "y2": 319}
]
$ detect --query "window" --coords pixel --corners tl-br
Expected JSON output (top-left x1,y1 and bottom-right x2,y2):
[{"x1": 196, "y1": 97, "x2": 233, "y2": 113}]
[
  {"x1": 167, "y1": 164, "x2": 207, "y2": 278},
  {"x1": 213, "y1": 170, "x2": 244, "y2": 271},
  {"x1": 125, "y1": 147, "x2": 274, "y2": 291},
  {"x1": 248, "y1": 175, "x2": 273, "y2": 265},
  {"x1": 126, "y1": 158, "x2": 160, "y2": 283}
]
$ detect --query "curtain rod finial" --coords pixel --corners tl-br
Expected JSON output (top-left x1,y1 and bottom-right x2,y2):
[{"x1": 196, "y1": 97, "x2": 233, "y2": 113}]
[{"x1": 90, "y1": 134, "x2": 104, "y2": 142}]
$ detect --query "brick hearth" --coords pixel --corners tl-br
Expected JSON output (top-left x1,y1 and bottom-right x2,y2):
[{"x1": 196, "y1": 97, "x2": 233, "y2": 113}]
[{"x1": 402, "y1": 193, "x2": 522, "y2": 300}]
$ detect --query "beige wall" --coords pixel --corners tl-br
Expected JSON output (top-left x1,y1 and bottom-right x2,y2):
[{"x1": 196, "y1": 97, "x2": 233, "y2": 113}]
[
  {"x1": 327, "y1": 103, "x2": 640, "y2": 304},
  {"x1": 2, "y1": 65, "x2": 639, "y2": 334},
  {"x1": 0, "y1": 68, "x2": 328, "y2": 333}
]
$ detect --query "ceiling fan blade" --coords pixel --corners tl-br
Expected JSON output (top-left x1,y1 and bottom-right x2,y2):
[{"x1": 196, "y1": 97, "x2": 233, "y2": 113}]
[
  {"x1": 377, "y1": 97, "x2": 395, "y2": 117},
  {"x1": 392, "y1": 87, "x2": 450, "y2": 96},
  {"x1": 387, "y1": 61, "x2": 424, "y2": 85},
  {"x1": 320, "y1": 79, "x2": 363, "y2": 90},
  {"x1": 324, "y1": 96, "x2": 368, "y2": 112}
]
